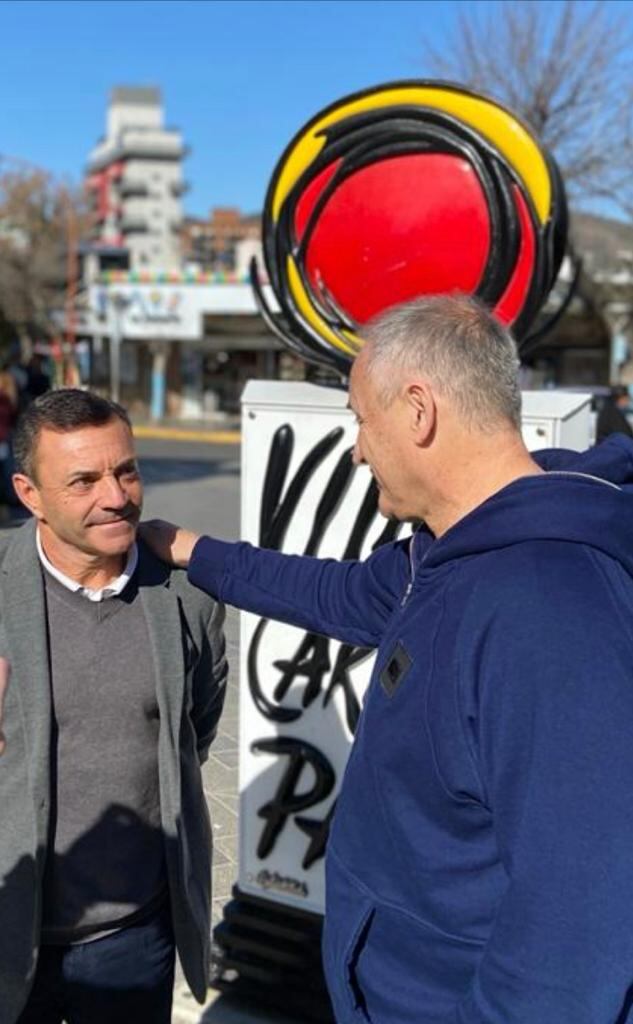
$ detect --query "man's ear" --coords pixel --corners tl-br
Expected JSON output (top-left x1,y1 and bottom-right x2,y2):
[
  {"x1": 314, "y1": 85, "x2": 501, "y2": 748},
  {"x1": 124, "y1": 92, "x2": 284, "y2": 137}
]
[
  {"x1": 11, "y1": 474, "x2": 44, "y2": 519},
  {"x1": 405, "y1": 380, "x2": 436, "y2": 445}
]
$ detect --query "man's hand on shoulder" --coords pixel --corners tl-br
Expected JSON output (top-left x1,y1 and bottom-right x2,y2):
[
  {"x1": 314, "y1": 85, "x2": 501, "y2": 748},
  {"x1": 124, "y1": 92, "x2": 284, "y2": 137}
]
[
  {"x1": 140, "y1": 519, "x2": 201, "y2": 568},
  {"x1": 0, "y1": 657, "x2": 10, "y2": 756}
]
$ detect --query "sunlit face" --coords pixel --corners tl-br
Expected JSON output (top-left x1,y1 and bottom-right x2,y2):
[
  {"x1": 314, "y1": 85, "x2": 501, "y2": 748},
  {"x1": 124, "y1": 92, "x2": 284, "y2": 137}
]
[
  {"x1": 16, "y1": 417, "x2": 143, "y2": 562},
  {"x1": 349, "y1": 349, "x2": 413, "y2": 521}
]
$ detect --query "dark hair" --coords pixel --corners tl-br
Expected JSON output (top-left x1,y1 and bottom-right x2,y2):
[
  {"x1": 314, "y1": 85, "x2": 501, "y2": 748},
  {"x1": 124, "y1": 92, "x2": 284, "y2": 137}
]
[{"x1": 13, "y1": 388, "x2": 132, "y2": 479}]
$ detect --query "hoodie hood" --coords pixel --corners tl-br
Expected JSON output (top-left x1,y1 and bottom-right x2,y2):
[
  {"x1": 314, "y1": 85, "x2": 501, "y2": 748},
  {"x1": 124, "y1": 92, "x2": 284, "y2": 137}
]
[
  {"x1": 534, "y1": 433, "x2": 633, "y2": 490},
  {"x1": 425, "y1": 436, "x2": 633, "y2": 574}
]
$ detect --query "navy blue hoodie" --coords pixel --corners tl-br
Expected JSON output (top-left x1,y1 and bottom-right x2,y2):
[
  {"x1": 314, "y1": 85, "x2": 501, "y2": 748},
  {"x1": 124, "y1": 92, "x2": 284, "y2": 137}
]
[{"x1": 190, "y1": 435, "x2": 633, "y2": 1023}]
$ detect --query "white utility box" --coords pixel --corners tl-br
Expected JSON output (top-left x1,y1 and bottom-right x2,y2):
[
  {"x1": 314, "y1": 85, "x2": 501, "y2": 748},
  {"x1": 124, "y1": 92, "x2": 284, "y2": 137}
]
[{"x1": 521, "y1": 390, "x2": 592, "y2": 451}]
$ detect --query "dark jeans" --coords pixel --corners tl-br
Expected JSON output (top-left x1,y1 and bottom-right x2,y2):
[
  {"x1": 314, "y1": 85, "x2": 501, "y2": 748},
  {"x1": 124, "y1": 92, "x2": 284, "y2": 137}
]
[{"x1": 17, "y1": 904, "x2": 175, "y2": 1024}]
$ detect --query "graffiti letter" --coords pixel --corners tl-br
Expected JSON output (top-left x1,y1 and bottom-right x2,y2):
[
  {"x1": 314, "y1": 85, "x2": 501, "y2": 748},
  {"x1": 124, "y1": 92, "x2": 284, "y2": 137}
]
[{"x1": 252, "y1": 737, "x2": 335, "y2": 859}]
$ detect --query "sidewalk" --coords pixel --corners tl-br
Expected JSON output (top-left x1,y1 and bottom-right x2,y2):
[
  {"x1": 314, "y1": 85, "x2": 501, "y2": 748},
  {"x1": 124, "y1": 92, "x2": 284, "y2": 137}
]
[
  {"x1": 131, "y1": 415, "x2": 241, "y2": 445},
  {"x1": 172, "y1": 984, "x2": 304, "y2": 1024},
  {"x1": 171, "y1": 607, "x2": 304, "y2": 1024}
]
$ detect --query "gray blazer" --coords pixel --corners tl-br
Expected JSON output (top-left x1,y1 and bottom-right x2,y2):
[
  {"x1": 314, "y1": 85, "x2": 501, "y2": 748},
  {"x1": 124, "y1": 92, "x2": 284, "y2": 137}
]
[{"x1": 0, "y1": 519, "x2": 227, "y2": 1022}]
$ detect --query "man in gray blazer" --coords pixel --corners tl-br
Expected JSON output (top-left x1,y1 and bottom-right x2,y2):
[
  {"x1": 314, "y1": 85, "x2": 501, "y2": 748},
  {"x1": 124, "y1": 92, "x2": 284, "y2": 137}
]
[{"x1": 0, "y1": 389, "x2": 227, "y2": 1024}]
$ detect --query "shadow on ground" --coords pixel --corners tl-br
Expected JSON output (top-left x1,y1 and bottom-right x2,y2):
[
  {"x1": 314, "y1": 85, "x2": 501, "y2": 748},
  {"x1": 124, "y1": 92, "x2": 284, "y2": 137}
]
[{"x1": 197, "y1": 993, "x2": 303, "y2": 1023}]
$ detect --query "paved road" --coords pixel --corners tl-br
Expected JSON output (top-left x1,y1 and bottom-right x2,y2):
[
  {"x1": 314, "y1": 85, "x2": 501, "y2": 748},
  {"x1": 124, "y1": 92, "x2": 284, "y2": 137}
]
[
  {"x1": 138, "y1": 437, "x2": 305, "y2": 1024},
  {"x1": 139, "y1": 437, "x2": 241, "y2": 541}
]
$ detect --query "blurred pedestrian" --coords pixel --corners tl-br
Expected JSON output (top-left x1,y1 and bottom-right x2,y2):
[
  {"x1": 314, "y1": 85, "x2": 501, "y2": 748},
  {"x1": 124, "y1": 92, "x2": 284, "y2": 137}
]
[
  {"x1": 596, "y1": 384, "x2": 633, "y2": 443},
  {"x1": 0, "y1": 369, "x2": 18, "y2": 515},
  {"x1": 5, "y1": 352, "x2": 29, "y2": 412},
  {"x1": 25, "y1": 354, "x2": 51, "y2": 401}
]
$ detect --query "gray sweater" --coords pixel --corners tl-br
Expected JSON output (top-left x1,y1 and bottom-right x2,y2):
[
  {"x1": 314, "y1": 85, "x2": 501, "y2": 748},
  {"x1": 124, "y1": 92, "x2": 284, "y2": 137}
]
[{"x1": 40, "y1": 571, "x2": 166, "y2": 943}]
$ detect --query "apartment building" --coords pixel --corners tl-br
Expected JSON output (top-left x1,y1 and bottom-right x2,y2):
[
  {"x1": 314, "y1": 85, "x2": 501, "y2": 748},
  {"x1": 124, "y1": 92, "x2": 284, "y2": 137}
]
[
  {"x1": 182, "y1": 206, "x2": 262, "y2": 274},
  {"x1": 85, "y1": 86, "x2": 186, "y2": 272}
]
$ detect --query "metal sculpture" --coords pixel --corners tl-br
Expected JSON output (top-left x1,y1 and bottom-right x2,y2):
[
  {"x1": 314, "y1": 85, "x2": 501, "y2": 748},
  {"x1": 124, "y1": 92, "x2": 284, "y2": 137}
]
[{"x1": 251, "y1": 79, "x2": 568, "y2": 376}]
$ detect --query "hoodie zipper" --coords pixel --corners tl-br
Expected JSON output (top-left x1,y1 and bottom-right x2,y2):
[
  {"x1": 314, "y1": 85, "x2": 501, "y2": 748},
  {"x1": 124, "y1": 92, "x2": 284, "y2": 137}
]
[
  {"x1": 401, "y1": 529, "x2": 418, "y2": 607},
  {"x1": 545, "y1": 470, "x2": 621, "y2": 490}
]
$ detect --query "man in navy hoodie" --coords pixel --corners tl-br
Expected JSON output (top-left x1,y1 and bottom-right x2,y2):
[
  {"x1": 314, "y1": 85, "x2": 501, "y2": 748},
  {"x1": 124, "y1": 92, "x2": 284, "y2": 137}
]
[{"x1": 143, "y1": 294, "x2": 633, "y2": 1024}]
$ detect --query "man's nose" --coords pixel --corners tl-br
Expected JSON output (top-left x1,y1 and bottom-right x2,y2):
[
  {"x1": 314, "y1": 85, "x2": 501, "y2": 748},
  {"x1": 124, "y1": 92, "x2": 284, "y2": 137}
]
[{"x1": 100, "y1": 474, "x2": 128, "y2": 507}]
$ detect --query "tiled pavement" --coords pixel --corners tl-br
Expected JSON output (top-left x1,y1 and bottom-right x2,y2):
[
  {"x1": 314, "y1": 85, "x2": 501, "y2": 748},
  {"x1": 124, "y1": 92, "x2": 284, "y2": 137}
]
[
  {"x1": 171, "y1": 609, "x2": 305, "y2": 1024},
  {"x1": 204, "y1": 607, "x2": 242, "y2": 938},
  {"x1": 206, "y1": 607, "x2": 243, "y2": 937}
]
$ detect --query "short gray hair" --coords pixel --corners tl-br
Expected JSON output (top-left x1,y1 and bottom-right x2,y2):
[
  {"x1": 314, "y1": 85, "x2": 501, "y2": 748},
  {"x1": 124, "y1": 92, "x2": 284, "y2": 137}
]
[{"x1": 361, "y1": 294, "x2": 522, "y2": 430}]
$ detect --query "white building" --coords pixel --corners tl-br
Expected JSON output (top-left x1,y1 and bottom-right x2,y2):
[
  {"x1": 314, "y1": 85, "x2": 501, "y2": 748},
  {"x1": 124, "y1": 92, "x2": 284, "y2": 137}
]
[
  {"x1": 85, "y1": 86, "x2": 186, "y2": 272},
  {"x1": 76, "y1": 88, "x2": 290, "y2": 420}
]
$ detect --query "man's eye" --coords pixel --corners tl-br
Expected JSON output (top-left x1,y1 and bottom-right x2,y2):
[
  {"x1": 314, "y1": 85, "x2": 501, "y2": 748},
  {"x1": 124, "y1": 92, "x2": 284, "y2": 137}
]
[
  {"x1": 120, "y1": 467, "x2": 140, "y2": 480},
  {"x1": 70, "y1": 478, "x2": 92, "y2": 491}
]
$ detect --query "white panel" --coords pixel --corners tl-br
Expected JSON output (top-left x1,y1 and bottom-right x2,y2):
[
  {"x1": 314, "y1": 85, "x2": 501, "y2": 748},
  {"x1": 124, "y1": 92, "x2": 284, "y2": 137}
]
[
  {"x1": 521, "y1": 391, "x2": 592, "y2": 451},
  {"x1": 521, "y1": 419, "x2": 554, "y2": 449},
  {"x1": 238, "y1": 384, "x2": 406, "y2": 913}
]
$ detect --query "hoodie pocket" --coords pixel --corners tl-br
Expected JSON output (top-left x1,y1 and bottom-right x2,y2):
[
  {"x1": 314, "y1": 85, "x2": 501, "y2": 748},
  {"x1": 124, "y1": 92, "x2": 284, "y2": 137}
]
[
  {"x1": 323, "y1": 849, "x2": 376, "y2": 1022},
  {"x1": 325, "y1": 847, "x2": 486, "y2": 1023}
]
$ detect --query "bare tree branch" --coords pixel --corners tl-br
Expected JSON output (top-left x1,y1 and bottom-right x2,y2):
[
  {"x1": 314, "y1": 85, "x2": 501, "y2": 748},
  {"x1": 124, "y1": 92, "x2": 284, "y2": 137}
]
[
  {"x1": 0, "y1": 159, "x2": 87, "y2": 352},
  {"x1": 423, "y1": 0, "x2": 633, "y2": 211}
]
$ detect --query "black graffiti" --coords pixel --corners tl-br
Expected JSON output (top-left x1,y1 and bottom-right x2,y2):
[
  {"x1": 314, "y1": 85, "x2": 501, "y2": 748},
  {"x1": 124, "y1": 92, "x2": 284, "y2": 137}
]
[
  {"x1": 259, "y1": 423, "x2": 294, "y2": 549},
  {"x1": 295, "y1": 801, "x2": 336, "y2": 870},
  {"x1": 252, "y1": 737, "x2": 335, "y2": 861},
  {"x1": 248, "y1": 425, "x2": 347, "y2": 723},
  {"x1": 260, "y1": 424, "x2": 345, "y2": 551},
  {"x1": 248, "y1": 424, "x2": 402, "y2": 731},
  {"x1": 273, "y1": 632, "x2": 331, "y2": 708},
  {"x1": 248, "y1": 619, "x2": 304, "y2": 724},
  {"x1": 246, "y1": 427, "x2": 407, "y2": 872},
  {"x1": 303, "y1": 445, "x2": 357, "y2": 555}
]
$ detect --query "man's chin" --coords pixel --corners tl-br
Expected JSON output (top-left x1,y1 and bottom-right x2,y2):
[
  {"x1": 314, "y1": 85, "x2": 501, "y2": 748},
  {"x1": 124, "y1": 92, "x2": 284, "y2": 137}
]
[
  {"x1": 377, "y1": 495, "x2": 410, "y2": 524},
  {"x1": 377, "y1": 494, "x2": 395, "y2": 520}
]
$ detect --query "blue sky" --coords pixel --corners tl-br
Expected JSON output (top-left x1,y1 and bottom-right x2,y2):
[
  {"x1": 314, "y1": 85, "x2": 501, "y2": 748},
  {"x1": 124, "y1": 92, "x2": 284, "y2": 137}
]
[{"x1": 0, "y1": 0, "x2": 628, "y2": 217}]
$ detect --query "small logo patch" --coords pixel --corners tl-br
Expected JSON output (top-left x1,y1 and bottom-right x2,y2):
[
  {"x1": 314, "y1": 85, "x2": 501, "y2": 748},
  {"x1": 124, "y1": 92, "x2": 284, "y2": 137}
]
[{"x1": 379, "y1": 642, "x2": 412, "y2": 697}]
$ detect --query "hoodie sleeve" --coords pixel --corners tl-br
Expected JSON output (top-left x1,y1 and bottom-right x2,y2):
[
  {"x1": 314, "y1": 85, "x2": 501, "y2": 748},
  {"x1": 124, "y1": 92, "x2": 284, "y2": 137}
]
[
  {"x1": 188, "y1": 536, "x2": 413, "y2": 649},
  {"x1": 455, "y1": 542, "x2": 633, "y2": 1023}
]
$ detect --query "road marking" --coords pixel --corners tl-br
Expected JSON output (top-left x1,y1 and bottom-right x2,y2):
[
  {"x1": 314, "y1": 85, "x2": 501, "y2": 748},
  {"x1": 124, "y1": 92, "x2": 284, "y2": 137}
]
[{"x1": 133, "y1": 426, "x2": 241, "y2": 444}]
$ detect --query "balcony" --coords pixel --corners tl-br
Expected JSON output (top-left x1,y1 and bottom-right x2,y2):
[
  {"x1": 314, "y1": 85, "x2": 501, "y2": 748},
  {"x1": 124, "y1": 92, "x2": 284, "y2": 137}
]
[
  {"x1": 119, "y1": 178, "x2": 149, "y2": 198},
  {"x1": 120, "y1": 216, "x2": 149, "y2": 234},
  {"x1": 87, "y1": 130, "x2": 185, "y2": 173},
  {"x1": 170, "y1": 180, "x2": 189, "y2": 197}
]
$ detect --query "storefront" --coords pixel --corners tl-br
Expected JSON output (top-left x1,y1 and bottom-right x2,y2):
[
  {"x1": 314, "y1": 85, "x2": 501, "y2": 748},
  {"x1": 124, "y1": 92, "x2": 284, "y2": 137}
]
[{"x1": 82, "y1": 275, "x2": 289, "y2": 418}]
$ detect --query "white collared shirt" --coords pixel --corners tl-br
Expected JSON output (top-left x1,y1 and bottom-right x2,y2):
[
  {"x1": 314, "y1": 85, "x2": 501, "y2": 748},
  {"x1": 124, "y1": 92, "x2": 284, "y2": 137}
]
[{"x1": 36, "y1": 530, "x2": 139, "y2": 603}]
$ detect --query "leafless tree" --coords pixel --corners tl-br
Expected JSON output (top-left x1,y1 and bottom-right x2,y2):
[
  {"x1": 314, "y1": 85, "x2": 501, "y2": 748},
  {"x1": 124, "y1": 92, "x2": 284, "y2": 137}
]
[
  {"x1": 0, "y1": 158, "x2": 85, "y2": 357},
  {"x1": 424, "y1": 0, "x2": 632, "y2": 211}
]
